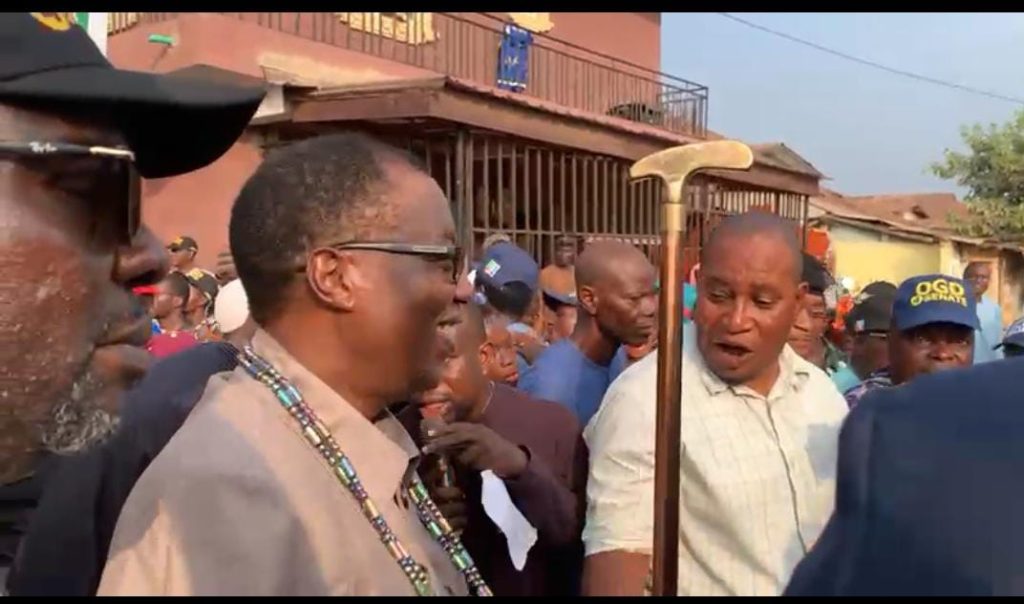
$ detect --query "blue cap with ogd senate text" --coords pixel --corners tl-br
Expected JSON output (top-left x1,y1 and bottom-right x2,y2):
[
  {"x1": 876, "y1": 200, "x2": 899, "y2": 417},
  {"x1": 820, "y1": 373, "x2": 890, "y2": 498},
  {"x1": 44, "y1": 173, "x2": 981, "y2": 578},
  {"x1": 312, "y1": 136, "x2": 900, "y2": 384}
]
[{"x1": 892, "y1": 274, "x2": 979, "y2": 332}]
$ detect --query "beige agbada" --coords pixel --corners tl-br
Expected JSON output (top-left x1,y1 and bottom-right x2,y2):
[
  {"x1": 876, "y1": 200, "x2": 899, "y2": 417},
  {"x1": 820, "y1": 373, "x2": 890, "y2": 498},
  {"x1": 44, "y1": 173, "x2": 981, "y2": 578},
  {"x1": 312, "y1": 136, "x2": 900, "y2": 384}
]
[{"x1": 98, "y1": 330, "x2": 469, "y2": 596}]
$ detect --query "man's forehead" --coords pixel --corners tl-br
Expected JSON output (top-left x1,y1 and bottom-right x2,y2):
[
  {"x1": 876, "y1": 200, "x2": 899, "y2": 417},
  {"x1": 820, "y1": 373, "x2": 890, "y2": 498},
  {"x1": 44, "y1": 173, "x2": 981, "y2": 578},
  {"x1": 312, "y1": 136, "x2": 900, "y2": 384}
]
[
  {"x1": 0, "y1": 102, "x2": 123, "y2": 146},
  {"x1": 382, "y1": 164, "x2": 455, "y2": 242}
]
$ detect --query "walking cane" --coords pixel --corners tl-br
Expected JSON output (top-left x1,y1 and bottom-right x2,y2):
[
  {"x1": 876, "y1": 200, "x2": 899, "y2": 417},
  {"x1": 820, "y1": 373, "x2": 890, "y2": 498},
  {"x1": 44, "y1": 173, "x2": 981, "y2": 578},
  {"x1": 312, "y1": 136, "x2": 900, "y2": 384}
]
[{"x1": 629, "y1": 141, "x2": 754, "y2": 596}]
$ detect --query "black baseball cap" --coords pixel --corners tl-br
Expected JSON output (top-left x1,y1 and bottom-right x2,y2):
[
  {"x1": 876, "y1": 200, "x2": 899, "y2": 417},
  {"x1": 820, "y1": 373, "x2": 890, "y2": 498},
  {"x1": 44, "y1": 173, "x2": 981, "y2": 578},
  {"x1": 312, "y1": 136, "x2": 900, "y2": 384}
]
[
  {"x1": 168, "y1": 235, "x2": 198, "y2": 253},
  {"x1": 0, "y1": 13, "x2": 265, "y2": 178},
  {"x1": 801, "y1": 252, "x2": 834, "y2": 295},
  {"x1": 996, "y1": 317, "x2": 1024, "y2": 350},
  {"x1": 184, "y1": 268, "x2": 220, "y2": 306},
  {"x1": 847, "y1": 284, "x2": 897, "y2": 334}
]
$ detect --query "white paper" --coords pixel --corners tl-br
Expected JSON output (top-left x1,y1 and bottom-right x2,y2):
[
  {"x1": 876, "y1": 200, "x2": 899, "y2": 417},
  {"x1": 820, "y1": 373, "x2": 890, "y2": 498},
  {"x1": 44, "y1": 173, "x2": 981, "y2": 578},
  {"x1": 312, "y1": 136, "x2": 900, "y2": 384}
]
[{"x1": 479, "y1": 470, "x2": 538, "y2": 571}]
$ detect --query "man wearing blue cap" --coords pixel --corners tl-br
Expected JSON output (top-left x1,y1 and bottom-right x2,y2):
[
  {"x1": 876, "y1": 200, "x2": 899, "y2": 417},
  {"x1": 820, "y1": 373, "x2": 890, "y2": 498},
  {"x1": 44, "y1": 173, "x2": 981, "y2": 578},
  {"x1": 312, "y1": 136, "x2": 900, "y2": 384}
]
[
  {"x1": 471, "y1": 241, "x2": 543, "y2": 377},
  {"x1": 844, "y1": 274, "x2": 977, "y2": 408}
]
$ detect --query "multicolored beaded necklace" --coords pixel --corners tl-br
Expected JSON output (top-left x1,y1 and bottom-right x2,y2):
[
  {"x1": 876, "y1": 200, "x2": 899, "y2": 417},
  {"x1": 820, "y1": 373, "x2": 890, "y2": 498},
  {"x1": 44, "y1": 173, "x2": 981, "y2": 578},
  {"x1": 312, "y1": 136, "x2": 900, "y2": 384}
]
[{"x1": 237, "y1": 346, "x2": 492, "y2": 597}]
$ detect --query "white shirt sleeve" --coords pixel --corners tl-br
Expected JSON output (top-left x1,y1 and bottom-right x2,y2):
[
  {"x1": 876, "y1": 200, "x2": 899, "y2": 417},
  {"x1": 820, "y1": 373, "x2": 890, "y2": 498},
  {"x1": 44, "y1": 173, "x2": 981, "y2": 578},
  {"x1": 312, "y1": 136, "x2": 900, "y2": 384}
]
[{"x1": 582, "y1": 354, "x2": 658, "y2": 557}]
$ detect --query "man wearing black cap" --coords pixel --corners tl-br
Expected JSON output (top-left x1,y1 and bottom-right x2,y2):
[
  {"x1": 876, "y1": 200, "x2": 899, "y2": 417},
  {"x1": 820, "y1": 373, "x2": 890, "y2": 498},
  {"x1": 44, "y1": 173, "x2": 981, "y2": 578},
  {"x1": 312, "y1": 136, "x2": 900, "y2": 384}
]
[
  {"x1": 0, "y1": 12, "x2": 263, "y2": 584},
  {"x1": 787, "y1": 253, "x2": 859, "y2": 392},
  {"x1": 182, "y1": 268, "x2": 220, "y2": 340},
  {"x1": 843, "y1": 282, "x2": 897, "y2": 388},
  {"x1": 167, "y1": 235, "x2": 201, "y2": 272},
  {"x1": 996, "y1": 317, "x2": 1024, "y2": 358},
  {"x1": 844, "y1": 274, "x2": 976, "y2": 409}
]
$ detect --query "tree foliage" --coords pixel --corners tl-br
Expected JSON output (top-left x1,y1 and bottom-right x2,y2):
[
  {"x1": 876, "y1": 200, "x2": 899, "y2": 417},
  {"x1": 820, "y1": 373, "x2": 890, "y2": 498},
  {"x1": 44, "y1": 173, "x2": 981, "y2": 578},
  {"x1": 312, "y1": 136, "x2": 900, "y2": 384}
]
[{"x1": 931, "y1": 108, "x2": 1024, "y2": 241}]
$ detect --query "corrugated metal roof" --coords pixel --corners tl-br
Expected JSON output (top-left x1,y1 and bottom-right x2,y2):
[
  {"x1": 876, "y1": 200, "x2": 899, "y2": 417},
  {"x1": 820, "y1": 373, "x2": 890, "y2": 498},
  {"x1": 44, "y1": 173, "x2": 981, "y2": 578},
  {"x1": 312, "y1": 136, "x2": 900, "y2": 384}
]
[{"x1": 810, "y1": 192, "x2": 1023, "y2": 251}]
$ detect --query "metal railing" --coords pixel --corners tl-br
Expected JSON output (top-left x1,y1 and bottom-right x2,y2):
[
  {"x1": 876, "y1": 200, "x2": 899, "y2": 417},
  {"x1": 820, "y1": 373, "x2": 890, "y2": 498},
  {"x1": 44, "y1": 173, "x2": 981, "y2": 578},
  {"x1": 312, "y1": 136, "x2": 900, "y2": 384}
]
[{"x1": 126, "y1": 12, "x2": 708, "y2": 137}]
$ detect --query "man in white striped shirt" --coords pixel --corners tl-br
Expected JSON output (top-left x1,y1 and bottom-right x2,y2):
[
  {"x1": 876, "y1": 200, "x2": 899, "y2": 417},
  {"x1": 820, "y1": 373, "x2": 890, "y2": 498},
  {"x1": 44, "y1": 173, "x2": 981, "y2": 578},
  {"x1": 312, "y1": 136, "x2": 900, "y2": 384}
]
[{"x1": 581, "y1": 213, "x2": 847, "y2": 596}]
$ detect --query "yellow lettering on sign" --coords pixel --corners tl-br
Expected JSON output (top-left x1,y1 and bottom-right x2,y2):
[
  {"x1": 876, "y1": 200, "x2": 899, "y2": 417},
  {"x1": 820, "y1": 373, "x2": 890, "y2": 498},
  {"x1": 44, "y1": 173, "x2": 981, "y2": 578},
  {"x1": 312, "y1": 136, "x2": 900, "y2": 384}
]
[
  {"x1": 336, "y1": 12, "x2": 436, "y2": 45},
  {"x1": 909, "y1": 277, "x2": 968, "y2": 307}
]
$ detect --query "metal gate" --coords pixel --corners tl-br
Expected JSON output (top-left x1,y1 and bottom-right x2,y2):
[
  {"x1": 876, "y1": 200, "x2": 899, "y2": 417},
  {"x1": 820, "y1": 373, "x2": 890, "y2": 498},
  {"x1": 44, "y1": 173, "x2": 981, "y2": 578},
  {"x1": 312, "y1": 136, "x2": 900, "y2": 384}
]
[{"x1": 267, "y1": 125, "x2": 808, "y2": 269}]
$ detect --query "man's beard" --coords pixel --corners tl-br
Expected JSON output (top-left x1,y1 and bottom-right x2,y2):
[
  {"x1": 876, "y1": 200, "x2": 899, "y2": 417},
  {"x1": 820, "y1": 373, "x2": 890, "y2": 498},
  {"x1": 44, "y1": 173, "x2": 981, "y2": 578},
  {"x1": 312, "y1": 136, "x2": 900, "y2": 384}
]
[{"x1": 39, "y1": 369, "x2": 120, "y2": 456}]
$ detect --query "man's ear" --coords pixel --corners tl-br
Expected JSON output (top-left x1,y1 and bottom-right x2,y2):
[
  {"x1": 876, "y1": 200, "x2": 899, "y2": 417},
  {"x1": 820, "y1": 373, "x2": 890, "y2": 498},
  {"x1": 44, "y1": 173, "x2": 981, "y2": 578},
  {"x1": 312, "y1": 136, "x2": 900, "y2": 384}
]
[
  {"x1": 578, "y1": 284, "x2": 599, "y2": 315},
  {"x1": 796, "y1": 281, "x2": 808, "y2": 305},
  {"x1": 306, "y1": 248, "x2": 358, "y2": 312},
  {"x1": 478, "y1": 341, "x2": 495, "y2": 370}
]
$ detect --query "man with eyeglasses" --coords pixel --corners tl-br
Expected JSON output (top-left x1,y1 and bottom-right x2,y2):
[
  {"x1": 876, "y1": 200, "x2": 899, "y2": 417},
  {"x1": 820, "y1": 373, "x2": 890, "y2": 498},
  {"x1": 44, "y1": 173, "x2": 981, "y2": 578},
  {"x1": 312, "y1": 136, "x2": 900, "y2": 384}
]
[
  {"x1": 0, "y1": 12, "x2": 262, "y2": 586},
  {"x1": 844, "y1": 274, "x2": 976, "y2": 409},
  {"x1": 98, "y1": 133, "x2": 478, "y2": 596},
  {"x1": 787, "y1": 253, "x2": 859, "y2": 393}
]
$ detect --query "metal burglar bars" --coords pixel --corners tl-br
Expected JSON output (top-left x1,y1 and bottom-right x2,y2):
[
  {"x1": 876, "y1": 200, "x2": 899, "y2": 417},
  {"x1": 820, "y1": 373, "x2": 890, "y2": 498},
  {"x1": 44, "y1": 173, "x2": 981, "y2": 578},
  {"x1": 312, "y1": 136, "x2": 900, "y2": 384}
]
[
  {"x1": 317, "y1": 127, "x2": 807, "y2": 269},
  {"x1": 128, "y1": 12, "x2": 708, "y2": 137}
]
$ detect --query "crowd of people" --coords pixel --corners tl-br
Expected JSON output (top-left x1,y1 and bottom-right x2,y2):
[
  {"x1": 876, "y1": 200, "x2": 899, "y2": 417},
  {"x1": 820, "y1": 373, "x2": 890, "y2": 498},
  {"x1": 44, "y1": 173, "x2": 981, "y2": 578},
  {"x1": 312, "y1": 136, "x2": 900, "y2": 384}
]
[{"x1": 2, "y1": 11, "x2": 1024, "y2": 597}]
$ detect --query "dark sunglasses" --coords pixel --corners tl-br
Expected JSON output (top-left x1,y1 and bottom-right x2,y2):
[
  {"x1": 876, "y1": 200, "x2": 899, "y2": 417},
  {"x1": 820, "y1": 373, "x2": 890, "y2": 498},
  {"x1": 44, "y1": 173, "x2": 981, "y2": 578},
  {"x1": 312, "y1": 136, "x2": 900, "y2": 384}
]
[
  {"x1": 0, "y1": 141, "x2": 141, "y2": 244},
  {"x1": 300, "y1": 241, "x2": 464, "y2": 283}
]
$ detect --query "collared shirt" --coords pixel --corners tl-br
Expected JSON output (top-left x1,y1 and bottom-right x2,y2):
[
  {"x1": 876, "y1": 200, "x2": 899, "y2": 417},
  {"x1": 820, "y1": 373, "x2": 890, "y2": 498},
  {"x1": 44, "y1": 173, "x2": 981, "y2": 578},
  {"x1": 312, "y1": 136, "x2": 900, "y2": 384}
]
[
  {"x1": 583, "y1": 324, "x2": 847, "y2": 596},
  {"x1": 98, "y1": 330, "x2": 468, "y2": 596},
  {"x1": 843, "y1": 368, "x2": 893, "y2": 410},
  {"x1": 974, "y1": 296, "x2": 1004, "y2": 364}
]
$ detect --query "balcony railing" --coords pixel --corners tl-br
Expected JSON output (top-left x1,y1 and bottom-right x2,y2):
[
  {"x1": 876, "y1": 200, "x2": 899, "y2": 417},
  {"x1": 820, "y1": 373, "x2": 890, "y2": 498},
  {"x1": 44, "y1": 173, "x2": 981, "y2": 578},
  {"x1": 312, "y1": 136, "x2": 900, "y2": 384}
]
[{"x1": 123, "y1": 12, "x2": 708, "y2": 138}]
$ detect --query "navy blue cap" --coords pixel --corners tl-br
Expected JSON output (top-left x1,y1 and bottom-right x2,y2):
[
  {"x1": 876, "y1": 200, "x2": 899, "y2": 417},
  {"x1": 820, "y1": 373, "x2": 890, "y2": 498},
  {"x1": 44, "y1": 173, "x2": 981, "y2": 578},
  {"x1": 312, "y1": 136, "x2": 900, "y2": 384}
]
[
  {"x1": 997, "y1": 317, "x2": 1024, "y2": 349},
  {"x1": 474, "y1": 242, "x2": 539, "y2": 293},
  {"x1": 542, "y1": 289, "x2": 577, "y2": 308},
  {"x1": 892, "y1": 274, "x2": 979, "y2": 332}
]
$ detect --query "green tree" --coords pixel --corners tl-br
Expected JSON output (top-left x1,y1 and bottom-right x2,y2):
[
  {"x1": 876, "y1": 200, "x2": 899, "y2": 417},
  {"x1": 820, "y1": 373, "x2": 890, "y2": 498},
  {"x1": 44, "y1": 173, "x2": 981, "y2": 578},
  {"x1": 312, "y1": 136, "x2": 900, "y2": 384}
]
[{"x1": 931, "y1": 108, "x2": 1024, "y2": 241}]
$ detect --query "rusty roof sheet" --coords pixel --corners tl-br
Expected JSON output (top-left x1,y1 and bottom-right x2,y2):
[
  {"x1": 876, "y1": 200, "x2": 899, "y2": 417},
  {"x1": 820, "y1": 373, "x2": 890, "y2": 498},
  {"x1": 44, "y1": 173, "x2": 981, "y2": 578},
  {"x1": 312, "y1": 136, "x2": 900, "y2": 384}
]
[
  {"x1": 749, "y1": 143, "x2": 825, "y2": 178},
  {"x1": 810, "y1": 191, "x2": 1023, "y2": 250}
]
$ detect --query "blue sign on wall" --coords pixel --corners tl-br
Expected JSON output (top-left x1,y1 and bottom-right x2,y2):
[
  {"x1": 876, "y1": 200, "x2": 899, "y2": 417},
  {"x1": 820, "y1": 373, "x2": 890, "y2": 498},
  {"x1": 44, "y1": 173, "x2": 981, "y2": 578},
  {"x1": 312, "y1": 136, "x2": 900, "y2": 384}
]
[{"x1": 497, "y1": 24, "x2": 532, "y2": 92}]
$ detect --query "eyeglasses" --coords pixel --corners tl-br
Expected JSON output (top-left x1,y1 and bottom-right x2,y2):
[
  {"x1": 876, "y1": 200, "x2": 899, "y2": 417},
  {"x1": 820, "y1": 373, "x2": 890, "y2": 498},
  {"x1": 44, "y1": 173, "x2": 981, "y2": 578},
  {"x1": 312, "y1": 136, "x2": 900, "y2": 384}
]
[
  {"x1": 0, "y1": 141, "x2": 141, "y2": 244},
  {"x1": 301, "y1": 241, "x2": 464, "y2": 283}
]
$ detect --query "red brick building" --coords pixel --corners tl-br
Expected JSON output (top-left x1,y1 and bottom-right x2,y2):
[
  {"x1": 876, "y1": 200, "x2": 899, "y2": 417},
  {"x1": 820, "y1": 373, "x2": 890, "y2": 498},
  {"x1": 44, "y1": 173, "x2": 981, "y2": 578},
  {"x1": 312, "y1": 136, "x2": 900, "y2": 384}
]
[{"x1": 107, "y1": 12, "x2": 822, "y2": 268}]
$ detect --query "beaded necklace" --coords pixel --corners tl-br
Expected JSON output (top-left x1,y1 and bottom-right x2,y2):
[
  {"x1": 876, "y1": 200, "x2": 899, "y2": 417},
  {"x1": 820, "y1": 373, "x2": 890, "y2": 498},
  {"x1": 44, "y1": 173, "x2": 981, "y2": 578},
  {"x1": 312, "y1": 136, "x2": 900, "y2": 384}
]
[{"x1": 237, "y1": 347, "x2": 492, "y2": 597}]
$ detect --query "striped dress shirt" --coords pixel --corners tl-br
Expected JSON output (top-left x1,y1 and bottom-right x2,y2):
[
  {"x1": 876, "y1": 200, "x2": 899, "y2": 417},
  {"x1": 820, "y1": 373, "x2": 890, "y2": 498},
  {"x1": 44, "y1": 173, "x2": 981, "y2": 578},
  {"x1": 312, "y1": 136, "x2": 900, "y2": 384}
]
[{"x1": 583, "y1": 325, "x2": 847, "y2": 596}]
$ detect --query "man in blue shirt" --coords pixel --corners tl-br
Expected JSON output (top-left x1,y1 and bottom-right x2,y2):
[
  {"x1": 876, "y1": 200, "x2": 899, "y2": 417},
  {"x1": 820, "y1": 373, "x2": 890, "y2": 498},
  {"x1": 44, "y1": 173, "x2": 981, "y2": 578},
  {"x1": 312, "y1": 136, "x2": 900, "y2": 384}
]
[
  {"x1": 964, "y1": 261, "x2": 1004, "y2": 364},
  {"x1": 519, "y1": 241, "x2": 656, "y2": 427}
]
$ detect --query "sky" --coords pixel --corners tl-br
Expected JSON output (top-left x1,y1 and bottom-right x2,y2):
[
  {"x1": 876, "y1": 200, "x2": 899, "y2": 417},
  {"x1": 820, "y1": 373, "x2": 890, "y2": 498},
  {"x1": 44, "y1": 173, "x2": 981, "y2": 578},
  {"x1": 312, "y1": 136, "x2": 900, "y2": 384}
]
[{"x1": 661, "y1": 13, "x2": 1024, "y2": 196}]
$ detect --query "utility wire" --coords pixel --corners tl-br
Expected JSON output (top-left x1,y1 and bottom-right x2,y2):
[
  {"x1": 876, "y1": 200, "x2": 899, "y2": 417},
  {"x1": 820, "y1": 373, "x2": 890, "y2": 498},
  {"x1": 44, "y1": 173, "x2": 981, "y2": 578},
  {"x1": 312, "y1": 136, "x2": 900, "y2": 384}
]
[{"x1": 717, "y1": 12, "x2": 1024, "y2": 106}]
